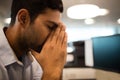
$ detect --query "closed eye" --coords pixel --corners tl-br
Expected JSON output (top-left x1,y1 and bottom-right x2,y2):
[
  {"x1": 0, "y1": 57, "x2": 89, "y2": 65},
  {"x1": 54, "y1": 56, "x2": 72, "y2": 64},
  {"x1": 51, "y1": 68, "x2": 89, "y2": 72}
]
[
  {"x1": 47, "y1": 23, "x2": 58, "y2": 31},
  {"x1": 47, "y1": 25, "x2": 54, "y2": 30}
]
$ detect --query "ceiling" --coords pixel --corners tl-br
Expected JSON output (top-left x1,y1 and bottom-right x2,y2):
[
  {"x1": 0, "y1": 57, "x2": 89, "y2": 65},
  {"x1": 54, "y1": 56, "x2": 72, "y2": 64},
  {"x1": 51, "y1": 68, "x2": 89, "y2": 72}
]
[
  {"x1": 0, "y1": 0, "x2": 120, "y2": 42},
  {"x1": 0, "y1": 0, "x2": 120, "y2": 25},
  {"x1": 63, "y1": 0, "x2": 120, "y2": 26},
  {"x1": 0, "y1": 0, "x2": 12, "y2": 19}
]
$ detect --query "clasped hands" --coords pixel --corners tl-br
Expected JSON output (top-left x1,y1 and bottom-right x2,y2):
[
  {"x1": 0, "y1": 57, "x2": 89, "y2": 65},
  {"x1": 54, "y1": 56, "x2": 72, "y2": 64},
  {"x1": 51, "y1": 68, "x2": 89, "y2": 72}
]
[{"x1": 31, "y1": 23, "x2": 67, "y2": 79}]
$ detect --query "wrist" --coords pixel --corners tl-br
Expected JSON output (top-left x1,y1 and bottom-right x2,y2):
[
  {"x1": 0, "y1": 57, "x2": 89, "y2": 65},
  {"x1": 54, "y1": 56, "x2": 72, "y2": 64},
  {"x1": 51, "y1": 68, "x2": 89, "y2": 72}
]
[{"x1": 42, "y1": 67, "x2": 63, "y2": 80}]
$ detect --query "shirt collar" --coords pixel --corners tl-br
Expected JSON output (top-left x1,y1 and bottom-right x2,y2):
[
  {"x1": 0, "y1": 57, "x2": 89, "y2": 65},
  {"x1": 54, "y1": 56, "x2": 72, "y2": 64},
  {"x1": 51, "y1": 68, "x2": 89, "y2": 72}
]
[{"x1": 0, "y1": 27, "x2": 33, "y2": 67}]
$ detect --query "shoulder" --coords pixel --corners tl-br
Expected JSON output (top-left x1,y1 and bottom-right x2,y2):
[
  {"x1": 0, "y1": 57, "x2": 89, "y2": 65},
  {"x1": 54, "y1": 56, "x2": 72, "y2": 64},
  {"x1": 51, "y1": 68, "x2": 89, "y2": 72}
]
[{"x1": 0, "y1": 60, "x2": 9, "y2": 80}]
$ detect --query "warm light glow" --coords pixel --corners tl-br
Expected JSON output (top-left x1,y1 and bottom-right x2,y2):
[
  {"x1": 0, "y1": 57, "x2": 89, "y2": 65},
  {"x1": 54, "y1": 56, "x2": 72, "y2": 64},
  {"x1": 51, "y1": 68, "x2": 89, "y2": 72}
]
[
  {"x1": 67, "y1": 4, "x2": 109, "y2": 19},
  {"x1": 84, "y1": 18, "x2": 95, "y2": 25},
  {"x1": 5, "y1": 18, "x2": 11, "y2": 24}
]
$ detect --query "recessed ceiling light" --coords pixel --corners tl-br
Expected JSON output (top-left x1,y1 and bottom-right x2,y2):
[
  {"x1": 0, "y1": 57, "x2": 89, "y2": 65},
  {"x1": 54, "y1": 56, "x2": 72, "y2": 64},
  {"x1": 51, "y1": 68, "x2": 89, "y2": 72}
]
[{"x1": 67, "y1": 4, "x2": 109, "y2": 19}]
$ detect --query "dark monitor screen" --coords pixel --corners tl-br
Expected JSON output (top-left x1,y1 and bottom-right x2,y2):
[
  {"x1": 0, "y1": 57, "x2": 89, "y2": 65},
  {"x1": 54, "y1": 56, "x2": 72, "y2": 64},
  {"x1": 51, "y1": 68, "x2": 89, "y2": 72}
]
[{"x1": 92, "y1": 34, "x2": 120, "y2": 73}]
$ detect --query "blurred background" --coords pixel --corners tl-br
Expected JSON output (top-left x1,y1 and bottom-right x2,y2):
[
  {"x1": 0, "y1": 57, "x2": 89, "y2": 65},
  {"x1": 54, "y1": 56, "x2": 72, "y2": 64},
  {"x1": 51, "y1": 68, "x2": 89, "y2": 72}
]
[{"x1": 0, "y1": 0, "x2": 120, "y2": 80}]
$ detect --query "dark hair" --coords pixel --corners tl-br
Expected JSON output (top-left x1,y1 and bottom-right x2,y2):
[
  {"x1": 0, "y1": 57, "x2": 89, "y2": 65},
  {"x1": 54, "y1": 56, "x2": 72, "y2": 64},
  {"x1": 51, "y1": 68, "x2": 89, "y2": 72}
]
[{"x1": 10, "y1": 0, "x2": 63, "y2": 25}]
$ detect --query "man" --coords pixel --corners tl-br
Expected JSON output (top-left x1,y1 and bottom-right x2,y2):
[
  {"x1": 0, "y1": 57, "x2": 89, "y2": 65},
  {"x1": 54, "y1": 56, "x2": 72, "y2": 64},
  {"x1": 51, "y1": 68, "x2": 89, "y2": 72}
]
[{"x1": 0, "y1": 0, "x2": 67, "y2": 80}]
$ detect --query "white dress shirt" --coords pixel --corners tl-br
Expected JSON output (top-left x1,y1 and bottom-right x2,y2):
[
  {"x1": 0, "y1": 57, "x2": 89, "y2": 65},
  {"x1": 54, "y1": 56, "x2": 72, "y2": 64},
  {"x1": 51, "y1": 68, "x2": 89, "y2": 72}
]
[{"x1": 0, "y1": 27, "x2": 43, "y2": 80}]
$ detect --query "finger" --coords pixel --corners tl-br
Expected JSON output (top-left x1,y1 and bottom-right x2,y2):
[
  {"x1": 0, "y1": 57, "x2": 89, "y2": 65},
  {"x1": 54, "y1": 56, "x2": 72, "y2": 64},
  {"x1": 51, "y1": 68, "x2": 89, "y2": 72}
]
[
  {"x1": 31, "y1": 50, "x2": 40, "y2": 59},
  {"x1": 45, "y1": 31, "x2": 54, "y2": 44},
  {"x1": 61, "y1": 23, "x2": 67, "y2": 47},
  {"x1": 56, "y1": 23, "x2": 66, "y2": 45},
  {"x1": 60, "y1": 24, "x2": 66, "y2": 44},
  {"x1": 62, "y1": 32, "x2": 67, "y2": 48},
  {"x1": 57, "y1": 28, "x2": 65, "y2": 46},
  {"x1": 51, "y1": 24, "x2": 61, "y2": 43}
]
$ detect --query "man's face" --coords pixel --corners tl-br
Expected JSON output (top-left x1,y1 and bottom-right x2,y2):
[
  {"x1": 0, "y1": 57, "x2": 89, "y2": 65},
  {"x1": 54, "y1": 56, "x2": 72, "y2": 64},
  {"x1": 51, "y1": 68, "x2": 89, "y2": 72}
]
[{"x1": 22, "y1": 9, "x2": 61, "y2": 52}]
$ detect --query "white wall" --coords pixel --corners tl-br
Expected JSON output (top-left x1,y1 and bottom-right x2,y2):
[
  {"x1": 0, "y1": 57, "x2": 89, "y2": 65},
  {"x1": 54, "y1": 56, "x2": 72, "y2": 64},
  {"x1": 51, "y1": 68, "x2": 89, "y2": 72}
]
[
  {"x1": 0, "y1": 23, "x2": 4, "y2": 27},
  {"x1": 66, "y1": 26, "x2": 116, "y2": 42},
  {"x1": 62, "y1": 18, "x2": 119, "y2": 42},
  {"x1": 85, "y1": 39, "x2": 94, "y2": 67}
]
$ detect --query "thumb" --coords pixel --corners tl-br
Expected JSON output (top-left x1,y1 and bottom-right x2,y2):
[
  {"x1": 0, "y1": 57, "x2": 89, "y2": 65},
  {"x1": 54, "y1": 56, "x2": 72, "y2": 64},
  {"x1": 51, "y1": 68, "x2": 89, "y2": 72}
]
[
  {"x1": 31, "y1": 50, "x2": 40, "y2": 60},
  {"x1": 31, "y1": 50, "x2": 44, "y2": 65}
]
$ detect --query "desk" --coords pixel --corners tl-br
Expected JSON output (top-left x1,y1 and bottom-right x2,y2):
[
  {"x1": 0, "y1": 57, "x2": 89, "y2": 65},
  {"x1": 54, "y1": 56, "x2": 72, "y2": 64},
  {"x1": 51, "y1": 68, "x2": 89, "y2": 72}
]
[{"x1": 63, "y1": 68, "x2": 120, "y2": 80}]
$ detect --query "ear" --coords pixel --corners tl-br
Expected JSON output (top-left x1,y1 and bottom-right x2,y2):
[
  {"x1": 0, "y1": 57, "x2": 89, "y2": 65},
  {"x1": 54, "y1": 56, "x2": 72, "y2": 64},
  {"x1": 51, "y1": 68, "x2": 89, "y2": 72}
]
[{"x1": 17, "y1": 9, "x2": 30, "y2": 26}]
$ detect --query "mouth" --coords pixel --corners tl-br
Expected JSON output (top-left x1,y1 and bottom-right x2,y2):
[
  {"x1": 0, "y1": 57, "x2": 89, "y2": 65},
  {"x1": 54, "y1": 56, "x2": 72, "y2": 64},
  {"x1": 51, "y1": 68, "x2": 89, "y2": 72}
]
[
  {"x1": 34, "y1": 45, "x2": 43, "y2": 53},
  {"x1": 33, "y1": 36, "x2": 49, "y2": 53}
]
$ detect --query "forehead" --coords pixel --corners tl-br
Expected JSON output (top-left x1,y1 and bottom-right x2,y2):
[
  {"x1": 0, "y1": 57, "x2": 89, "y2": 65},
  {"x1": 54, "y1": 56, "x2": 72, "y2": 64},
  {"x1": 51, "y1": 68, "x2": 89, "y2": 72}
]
[{"x1": 37, "y1": 9, "x2": 61, "y2": 24}]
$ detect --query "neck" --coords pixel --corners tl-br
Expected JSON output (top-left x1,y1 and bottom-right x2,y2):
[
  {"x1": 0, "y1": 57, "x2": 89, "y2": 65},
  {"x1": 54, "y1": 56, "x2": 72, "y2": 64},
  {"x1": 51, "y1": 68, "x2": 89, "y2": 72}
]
[{"x1": 4, "y1": 26, "x2": 28, "y2": 59}]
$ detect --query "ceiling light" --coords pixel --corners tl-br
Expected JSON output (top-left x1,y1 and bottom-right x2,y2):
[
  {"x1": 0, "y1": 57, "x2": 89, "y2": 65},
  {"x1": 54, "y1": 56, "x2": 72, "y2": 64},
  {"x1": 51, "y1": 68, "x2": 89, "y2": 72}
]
[
  {"x1": 84, "y1": 18, "x2": 95, "y2": 25},
  {"x1": 99, "y1": 9, "x2": 109, "y2": 16},
  {"x1": 117, "y1": 18, "x2": 120, "y2": 24},
  {"x1": 67, "y1": 4, "x2": 109, "y2": 19},
  {"x1": 67, "y1": 47, "x2": 74, "y2": 53},
  {"x1": 5, "y1": 18, "x2": 11, "y2": 24}
]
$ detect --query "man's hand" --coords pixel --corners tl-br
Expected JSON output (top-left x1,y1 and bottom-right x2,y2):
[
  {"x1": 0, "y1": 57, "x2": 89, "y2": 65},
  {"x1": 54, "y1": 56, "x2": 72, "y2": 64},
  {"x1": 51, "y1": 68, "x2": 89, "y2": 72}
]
[{"x1": 31, "y1": 23, "x2": 67, "y2": 80}]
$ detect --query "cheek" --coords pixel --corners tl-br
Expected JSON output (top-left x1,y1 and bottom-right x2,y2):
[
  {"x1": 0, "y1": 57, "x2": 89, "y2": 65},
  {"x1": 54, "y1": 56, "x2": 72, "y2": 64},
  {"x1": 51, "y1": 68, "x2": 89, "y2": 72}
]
[
  {"x1": 33, "y1": 24, "x2": 50, "y2": 45},
  {"x1": 37, "y1": 30, "x2": 49, "y2": 44}
]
